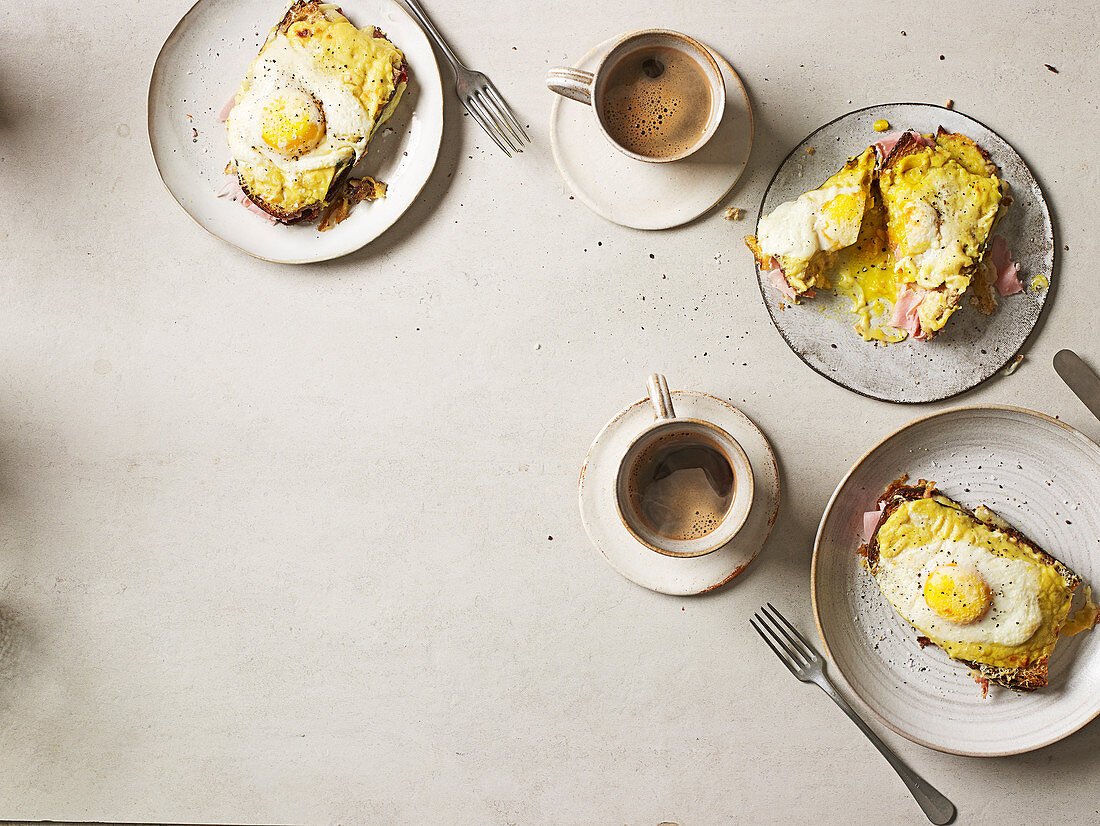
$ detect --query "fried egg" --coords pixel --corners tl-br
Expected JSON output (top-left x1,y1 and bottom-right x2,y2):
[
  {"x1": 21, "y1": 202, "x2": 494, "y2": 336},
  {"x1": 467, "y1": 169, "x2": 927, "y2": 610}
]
[
  {"x1": 225, "y1": 3, "x2": 406, "y2": 221},
  {"x1": 871, "y1": 494, "x2": 1076, "y2": 674},
  {"x1": 758, "y1": 186, "x2": 865, "y2": 260},
  {"x1": 876, "y1": 534, "x2": 1044, "y2": 649}
]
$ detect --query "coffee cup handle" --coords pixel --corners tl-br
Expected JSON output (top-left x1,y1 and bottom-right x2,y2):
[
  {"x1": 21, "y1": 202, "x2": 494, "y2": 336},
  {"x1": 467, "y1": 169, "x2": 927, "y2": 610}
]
[
  {"x1": 647, "y1": 374, "x2": 675, "y2": 420},
  {"x1": 546, "y1": 68, "x2": 595, "y2": 105}
]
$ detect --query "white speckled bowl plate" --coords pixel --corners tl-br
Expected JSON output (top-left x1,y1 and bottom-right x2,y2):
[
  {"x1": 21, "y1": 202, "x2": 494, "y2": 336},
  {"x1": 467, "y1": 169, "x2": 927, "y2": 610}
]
[
  {"x1": 579, "y1": 391, "x2": 779, "y2": 595},
  {"x1": 756, "y1": 103, "x2": 1053, "y2": 403},
  {"x1": 550, "y1": 37, "x2": 753, "y2": 230},
  {"x1": 148, "y1": 0, "x2": 443, "y2": 263},
  {"x1": 813, "y1": 406, "x2": 1100, "y2": 756}
]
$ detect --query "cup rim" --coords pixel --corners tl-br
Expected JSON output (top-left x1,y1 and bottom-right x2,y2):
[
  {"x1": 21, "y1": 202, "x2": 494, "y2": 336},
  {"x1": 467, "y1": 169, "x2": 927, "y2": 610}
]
[
  {"x1": 613, "y1": 417, "x2": 755, "y2": 557},
  {"x1": 592, "y1": 28, "x2": 726, "y2": 165}
]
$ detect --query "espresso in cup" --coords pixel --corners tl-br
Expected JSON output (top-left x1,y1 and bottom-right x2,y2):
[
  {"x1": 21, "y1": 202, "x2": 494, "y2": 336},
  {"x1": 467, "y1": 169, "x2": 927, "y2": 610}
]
[
  {"x1": 600, "y1": 46, "x2": 715, "y2": 160},
  {"x1": 626, "y1": 429, "x2": 735, "y2": 541},
  {"x1": 546, "y1": 30, "x2": 725, "y2": 164},
  {"x1": 614, "y1": 375, "x2": 754, "y2": 558}
]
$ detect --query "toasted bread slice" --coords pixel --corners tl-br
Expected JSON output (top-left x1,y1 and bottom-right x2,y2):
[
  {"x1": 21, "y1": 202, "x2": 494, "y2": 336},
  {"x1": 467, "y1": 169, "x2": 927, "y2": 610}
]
[{"x1": 863, "y1": 478, "x2": 1083, "y2": 692}]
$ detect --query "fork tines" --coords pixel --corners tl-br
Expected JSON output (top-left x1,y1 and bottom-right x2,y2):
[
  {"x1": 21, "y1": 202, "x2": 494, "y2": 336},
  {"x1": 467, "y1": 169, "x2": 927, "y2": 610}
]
[
  {"x1": 750, "y1": 602, "x2": 819, "y2": 675},
  {"x1": 464, "y1": 80, "x2": 529, "y2": 156}
]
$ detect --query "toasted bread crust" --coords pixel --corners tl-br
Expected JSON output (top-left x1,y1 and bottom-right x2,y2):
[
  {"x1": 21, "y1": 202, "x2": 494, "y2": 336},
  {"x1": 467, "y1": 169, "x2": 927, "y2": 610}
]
[
  {"x1": 744, "y1": 235, "x2": 773, "y2": 271},
  {"x1": 863, "y1": 476, "x2": 1081, "y2": 692},
  {"x1": 235, "y1": 1, "x2": 407, "y2": 224},
  {"x1": 879, "y1": 130, "x2": 930, "y2": 171}
]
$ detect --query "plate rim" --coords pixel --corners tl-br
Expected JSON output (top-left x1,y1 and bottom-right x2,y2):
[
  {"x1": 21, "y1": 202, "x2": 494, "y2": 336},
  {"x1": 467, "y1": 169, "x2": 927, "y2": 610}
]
[
  {"x1": 811, "y1": 403, "x2": 1100, "y2": 756},
  {"x1": 146, "y1": 0, "x2": 444, "y2": 264},
  {"x1": 753, "y1": 101, "x2": 1054, "y2": 404}
]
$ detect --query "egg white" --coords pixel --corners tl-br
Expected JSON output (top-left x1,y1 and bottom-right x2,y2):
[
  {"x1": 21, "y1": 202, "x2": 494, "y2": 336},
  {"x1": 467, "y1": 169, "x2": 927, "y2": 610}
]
[
  {"x1": 226, "y1": 35, "x2": 373, "y2": 177},
  {"x1": 876, "y1": 538, "x2": 1043, "y2": 647},
  {"x1": 757, "y1": 185, "x2": 862, "y2": 261}
]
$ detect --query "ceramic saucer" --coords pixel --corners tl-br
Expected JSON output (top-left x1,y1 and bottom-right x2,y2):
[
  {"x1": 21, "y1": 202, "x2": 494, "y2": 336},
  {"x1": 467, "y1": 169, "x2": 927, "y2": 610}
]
[
  {"x1": 550, "y1": 39, "x2": 753, "y2": 230},
  {"x1": 579, "y1": 392, "x2": 779, "y2": 595}
]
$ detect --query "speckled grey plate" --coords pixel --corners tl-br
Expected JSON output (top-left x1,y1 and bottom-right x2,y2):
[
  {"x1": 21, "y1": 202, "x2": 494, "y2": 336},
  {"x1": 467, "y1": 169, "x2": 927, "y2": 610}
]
[
  {"x1": 755, "y1": 103, "x2": 1053, "y2": 403},
  {"x1": 812, "y1": 406, "x2": 1100, "y2": 755}
]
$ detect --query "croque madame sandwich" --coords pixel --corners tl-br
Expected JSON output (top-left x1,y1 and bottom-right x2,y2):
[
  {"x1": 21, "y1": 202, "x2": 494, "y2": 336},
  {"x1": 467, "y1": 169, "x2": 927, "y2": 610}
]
[
  {"x1": 861, "y1": 478, "x2": 1098, "y2": 692},
  {"x1": 224, "y1": 1, "x2": 408, "y2": 227},
  {"x1": 746, "y1": 128, "x2": 1024, "y2": 342}
]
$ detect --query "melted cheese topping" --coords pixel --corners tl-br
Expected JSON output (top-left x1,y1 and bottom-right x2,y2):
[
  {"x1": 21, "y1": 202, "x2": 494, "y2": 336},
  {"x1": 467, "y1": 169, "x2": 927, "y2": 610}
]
[
  {"x1": 1062, "y1": 587, "x2": 1099, "y2": 637},
  {"x1": 878, "y1": 133, "x2": 1003, "y2": 333}
]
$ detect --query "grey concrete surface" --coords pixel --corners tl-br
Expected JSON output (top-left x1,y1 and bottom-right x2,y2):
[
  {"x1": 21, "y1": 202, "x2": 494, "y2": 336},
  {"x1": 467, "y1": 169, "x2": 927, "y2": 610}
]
[{"x1": 0, "y1": 0, "x2": 1097, "y2": 823}]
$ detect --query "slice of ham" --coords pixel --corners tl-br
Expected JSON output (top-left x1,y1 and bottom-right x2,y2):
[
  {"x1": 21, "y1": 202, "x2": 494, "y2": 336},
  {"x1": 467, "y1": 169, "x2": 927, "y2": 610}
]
[
  {"x1": 765, "y1": 257, "x2": 798, "y2": 301},
  {"x1": 872, "y1": 131, "x2": 905, "y2": 159},
  {"x1": 217, "y1": 95, "x2": 236, "y2": 123},
  {"x1": 988, "y1": 235, "x2": 1023, "y2": 296},
  {"x1": 216, "y1": 175, "x2": 278, "y2": 224},
  {"x1": 891, "y1": 285, "x2": 927, "y2": 340},
  {"x1": 872, "y1": 130, "x2": 935, "y2": 161},
  {"x1": 862, "y1": 509, "x2": 883, "y2": 544}
]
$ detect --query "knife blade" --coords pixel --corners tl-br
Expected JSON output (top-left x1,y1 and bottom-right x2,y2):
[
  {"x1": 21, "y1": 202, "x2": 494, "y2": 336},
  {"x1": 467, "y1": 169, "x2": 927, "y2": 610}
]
[{"x1": 1054, "y1": 349, "x2": 1100, "y2": 422}]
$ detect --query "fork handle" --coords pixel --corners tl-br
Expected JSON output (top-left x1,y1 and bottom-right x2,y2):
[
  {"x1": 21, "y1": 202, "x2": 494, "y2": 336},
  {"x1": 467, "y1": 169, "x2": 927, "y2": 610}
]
[
  {"x1": 400, "y1": 0, "x2": 465, "y2": 73},
  {"x1": 815, "y1": 678, "x2": 956, "y2": 825}
]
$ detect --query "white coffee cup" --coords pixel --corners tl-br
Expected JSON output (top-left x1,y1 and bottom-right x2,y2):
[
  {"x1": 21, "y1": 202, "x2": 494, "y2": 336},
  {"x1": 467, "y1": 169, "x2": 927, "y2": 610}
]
[
  {"x1": 614, "y1": 375, "x2": 754, "y2": 557},
  {"x1": 546, "y1": 29, "x2": 726, "y2": 164}
]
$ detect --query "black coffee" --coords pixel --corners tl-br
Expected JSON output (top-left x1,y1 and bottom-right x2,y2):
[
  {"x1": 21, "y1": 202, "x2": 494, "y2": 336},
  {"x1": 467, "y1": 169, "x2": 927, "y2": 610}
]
[
  {"x1": 600, "y1": 45, "x2": 713, "y2": 158},
  {"x1": 627, "y1": 431, "x2": 734, "y2": 541}
]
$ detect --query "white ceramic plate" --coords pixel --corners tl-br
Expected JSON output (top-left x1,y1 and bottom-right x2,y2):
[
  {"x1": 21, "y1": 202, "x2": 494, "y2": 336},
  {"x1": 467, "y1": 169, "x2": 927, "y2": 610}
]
[
  {"x1": 148, "y1": 0, "x2": 444, "y2": 263},
  {"x1": 813, "y1": 406, "x2": 1100, "y2": 755},
  {"x1": 755, "y1": 103, "x2": 1053, "y2": 403},
  {"x1": 579, "y1": 390, "x2": 779, "y2": 595},
  {"x1": 550, "y1": 37, "x2": 753, "y2": 230}
]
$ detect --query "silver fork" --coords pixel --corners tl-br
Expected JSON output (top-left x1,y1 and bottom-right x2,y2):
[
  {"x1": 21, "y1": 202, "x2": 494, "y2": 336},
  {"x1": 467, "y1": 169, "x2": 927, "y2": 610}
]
[
  {"x1": 751, "y1": 603, "x2": 956, "y2": 825},
  {"x1": 400, "y1": 0, "x2": 529, "y2": 156}
]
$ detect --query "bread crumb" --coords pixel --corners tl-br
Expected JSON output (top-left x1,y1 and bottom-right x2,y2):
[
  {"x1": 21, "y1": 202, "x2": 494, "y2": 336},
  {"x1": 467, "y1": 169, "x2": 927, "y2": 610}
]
[
  {"x1": 723, "y1": 207, "x2": 744, "y2": 221},
  {"x1": 944, "y1": 98, "x2": 954, "y2": 109},
  {"x1": 806, "y1": 146, "x2": 815, "y2": 154}
]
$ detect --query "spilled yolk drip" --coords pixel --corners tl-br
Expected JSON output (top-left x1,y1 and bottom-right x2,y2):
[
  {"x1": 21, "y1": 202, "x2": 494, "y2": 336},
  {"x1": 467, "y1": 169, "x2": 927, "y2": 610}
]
[{"x1": 830, "y1": 190, "x2": 902, "y2": 342}]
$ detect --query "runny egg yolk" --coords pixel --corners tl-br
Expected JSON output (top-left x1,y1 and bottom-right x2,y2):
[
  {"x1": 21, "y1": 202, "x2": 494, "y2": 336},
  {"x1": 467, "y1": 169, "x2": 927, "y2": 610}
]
[
  {"x1": 923, "y1": 564, "x2": 992, "y2": 624},
  {"x1": 261, "y1": 91, "x2": 325, "y2": 157}
]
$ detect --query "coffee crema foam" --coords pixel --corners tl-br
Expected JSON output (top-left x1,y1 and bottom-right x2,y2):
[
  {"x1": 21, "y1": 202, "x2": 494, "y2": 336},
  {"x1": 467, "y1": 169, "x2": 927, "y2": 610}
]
[
  {"x1": 626, "y1": 430, "x2": 735, "y2": 542},
  {"x1": 600, "y1": 45, "x2": 714, "y2": 158}
]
